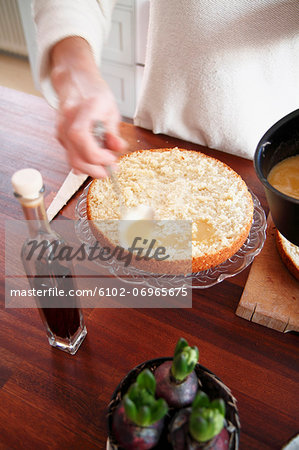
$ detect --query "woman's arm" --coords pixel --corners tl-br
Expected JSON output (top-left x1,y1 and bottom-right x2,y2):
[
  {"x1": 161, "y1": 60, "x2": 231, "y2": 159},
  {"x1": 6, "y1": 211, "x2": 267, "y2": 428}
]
[
  {"x1": 50, "y1": 36, "x2": 126, "y2": 178},
  {"x1": 33, "y1": 0, "x2": 126, "y2": 178}
]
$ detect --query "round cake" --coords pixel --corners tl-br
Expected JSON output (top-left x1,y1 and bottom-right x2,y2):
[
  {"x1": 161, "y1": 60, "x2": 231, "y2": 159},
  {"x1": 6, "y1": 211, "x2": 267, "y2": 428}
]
[{"x1": 87, "y1": 148, "x2": 254, "y2": 273}]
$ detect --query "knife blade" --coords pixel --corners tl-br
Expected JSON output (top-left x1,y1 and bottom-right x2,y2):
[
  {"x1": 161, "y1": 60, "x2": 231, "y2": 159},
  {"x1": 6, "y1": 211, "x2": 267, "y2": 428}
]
[
  {"x1": 46, "y1": 170, "x2": 88, "y2": 221},
  {"x1": 92, "y1": 121, "x2": 125, "y2": 214}
]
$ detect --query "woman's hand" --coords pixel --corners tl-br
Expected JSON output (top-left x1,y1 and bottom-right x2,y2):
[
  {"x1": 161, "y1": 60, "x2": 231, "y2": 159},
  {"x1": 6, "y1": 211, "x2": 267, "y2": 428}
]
[{"x1": 50, "y1": 37, "x2": 127, "y2": 178}]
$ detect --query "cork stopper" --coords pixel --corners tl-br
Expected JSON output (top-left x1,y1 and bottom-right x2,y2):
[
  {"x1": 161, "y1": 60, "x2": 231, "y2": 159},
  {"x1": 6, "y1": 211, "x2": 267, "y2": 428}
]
[{"x1": 11, "y1": 168, "x2": 43, "y2": 200}]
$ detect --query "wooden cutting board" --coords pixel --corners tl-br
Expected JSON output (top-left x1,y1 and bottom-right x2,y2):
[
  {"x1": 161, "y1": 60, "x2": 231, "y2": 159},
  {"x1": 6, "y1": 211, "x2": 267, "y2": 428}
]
[{"x1": 236, "y1": 216, "x2": 299, "y2": 332}]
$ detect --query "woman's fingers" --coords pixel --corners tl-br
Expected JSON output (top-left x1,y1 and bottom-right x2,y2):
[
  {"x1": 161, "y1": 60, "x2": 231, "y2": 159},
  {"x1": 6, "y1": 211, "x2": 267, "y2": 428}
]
[
  {"x1": 104, "y1": 132, "x2": 128, "y2": 154},
  {"x1": 56, "y1": 97, "x2": 127, "y2": 175}
]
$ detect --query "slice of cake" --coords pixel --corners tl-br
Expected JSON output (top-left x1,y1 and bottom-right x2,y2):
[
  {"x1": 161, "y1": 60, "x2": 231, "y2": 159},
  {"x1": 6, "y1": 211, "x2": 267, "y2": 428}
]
[
  {"x1": 276, "y1": 230, "x2": 299, "y2": 281},
  {"x1": 87, "y1": 148, "x2": 254, "y2": 273}
]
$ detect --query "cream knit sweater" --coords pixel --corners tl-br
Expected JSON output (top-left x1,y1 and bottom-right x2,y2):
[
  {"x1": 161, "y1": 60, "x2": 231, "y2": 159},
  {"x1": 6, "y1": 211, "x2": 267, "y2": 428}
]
[{"x1": 33, "y1": 0, "x2": 299, "y2": 159}]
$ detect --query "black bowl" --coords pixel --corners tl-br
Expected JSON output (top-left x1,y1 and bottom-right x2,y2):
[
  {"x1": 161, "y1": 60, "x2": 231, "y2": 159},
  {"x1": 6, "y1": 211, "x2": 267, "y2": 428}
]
[
  {"x1": 254, "y1": 109, "x2": 299, "y2": 246},
  {"x1": 107, "y1": 357, "x2": 240, "y2": 449}
]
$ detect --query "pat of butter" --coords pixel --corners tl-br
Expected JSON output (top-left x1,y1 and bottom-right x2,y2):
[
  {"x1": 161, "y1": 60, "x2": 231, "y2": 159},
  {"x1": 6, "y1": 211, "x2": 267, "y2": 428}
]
[{"x1": 119, "y1": 205, "x2": 155, "y2": 250}]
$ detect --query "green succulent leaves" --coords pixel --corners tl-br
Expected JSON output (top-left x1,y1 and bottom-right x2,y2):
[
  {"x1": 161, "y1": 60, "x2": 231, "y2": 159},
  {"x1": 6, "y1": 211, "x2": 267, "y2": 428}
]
[
  {"x1": 123, "y1": 369, "x2": 168, "y2": 427},
  {"x1": 171, "y1": 338, "x2": 199, "y2": 382},
  {"x1": 189, "y1": 391, "x2": 226, "y2": 443}
]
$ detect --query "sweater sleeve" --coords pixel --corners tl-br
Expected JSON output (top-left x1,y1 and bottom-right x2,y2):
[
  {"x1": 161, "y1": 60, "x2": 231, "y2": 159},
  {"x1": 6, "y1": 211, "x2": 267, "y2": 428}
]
[{"x1": 32, "y1": 0, "x2": 115, "y2": 108}]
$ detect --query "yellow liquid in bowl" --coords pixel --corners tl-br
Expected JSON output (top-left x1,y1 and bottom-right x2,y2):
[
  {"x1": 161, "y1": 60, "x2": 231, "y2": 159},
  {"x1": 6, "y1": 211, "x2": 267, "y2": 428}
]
[{"x1": 267, "y1": 155, "x2": 299, "y2": 200}]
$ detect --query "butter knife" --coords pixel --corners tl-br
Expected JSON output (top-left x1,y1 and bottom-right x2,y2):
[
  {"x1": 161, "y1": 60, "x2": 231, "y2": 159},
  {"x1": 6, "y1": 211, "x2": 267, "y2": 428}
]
[
  {"x1": 92, "y1": 120, "x2": 125, "y2": 214},
  {"x1": 46, "y1": 170, "x2": 88, "y2": 222}
]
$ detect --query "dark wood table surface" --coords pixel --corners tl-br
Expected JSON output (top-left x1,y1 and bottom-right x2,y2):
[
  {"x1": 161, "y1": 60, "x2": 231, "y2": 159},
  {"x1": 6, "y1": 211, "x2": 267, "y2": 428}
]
[{"x1": 0, "y1": 86, "x2": 298, "y2": 449}]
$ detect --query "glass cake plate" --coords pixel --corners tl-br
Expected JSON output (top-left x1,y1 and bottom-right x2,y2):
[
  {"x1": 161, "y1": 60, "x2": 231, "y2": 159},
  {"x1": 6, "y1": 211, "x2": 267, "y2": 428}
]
[{"x1": 75, "y1": 183, "x2": 267, "y2": 289}]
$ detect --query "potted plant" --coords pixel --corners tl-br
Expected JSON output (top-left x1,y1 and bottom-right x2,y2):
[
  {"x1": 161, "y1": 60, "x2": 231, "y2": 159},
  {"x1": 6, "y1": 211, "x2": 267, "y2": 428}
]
[
  {"x1": 169, "y1": 391, "x2": 229, "y2": 449},
  {"x1": 112, "y1": 369, "x2": 168, "y2": 449},
  {"x1": 107, "y1": 339, "x2": 240, "y2": 450},
  {"x1": 155, "y1": 338, "x2": 199, "y2": 408}
]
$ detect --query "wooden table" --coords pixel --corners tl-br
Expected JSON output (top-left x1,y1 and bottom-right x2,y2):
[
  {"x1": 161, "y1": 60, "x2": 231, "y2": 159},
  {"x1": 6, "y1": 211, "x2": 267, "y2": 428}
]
[{"x1": 0, "y1": 86, "x2": 298, "y2": 449}]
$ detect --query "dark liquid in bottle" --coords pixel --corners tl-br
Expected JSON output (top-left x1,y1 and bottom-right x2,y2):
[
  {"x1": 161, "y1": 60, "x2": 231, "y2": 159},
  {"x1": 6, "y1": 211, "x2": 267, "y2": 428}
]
[{"x1": 33, "y1": 262, "x2": 81, "y2": 339}]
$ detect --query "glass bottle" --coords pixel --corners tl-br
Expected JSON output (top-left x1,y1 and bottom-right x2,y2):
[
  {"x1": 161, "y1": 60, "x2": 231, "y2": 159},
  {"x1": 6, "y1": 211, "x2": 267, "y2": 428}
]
[{"x1": 11, "y1": 168, "x2": 87, "y2": 355}]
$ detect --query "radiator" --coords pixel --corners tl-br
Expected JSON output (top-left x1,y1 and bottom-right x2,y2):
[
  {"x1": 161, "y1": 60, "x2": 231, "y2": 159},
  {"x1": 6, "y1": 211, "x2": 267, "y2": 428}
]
[{"x1": 0, "y1": 0, "x2": 28, "y2": 56}]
